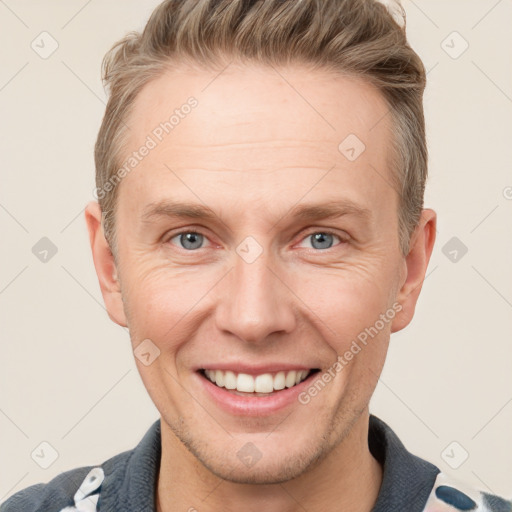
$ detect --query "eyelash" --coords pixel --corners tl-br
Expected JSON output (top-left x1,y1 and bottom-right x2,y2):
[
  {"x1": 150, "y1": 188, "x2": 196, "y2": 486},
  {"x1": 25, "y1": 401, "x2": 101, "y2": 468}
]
[{"x1": 165, "y1": 229, "x2": 348, "y2": 252}]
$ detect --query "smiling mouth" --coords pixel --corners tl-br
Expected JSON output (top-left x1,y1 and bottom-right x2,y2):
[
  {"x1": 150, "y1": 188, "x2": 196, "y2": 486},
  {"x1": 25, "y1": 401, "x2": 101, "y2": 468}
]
[{"x1": 199, "y1": 368, "x2": 321, "y2": 396}]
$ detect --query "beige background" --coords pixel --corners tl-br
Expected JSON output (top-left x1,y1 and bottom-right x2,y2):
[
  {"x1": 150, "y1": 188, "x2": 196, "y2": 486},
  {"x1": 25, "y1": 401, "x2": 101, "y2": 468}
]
[{"x1": 1, "y1": 0, "x2": 511, "y2": 504}]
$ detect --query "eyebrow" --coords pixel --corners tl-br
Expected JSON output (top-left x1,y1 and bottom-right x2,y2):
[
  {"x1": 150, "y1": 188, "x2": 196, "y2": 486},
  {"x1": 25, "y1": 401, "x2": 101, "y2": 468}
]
[{"x1": 141, "y1": 199, "x2": 371, "y2": 224}]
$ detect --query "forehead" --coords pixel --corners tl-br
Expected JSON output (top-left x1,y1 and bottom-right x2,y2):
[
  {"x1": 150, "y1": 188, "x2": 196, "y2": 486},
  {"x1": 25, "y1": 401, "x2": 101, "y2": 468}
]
[{"x1": 118, "y1": 62, "x2": 396, "y2": 217}]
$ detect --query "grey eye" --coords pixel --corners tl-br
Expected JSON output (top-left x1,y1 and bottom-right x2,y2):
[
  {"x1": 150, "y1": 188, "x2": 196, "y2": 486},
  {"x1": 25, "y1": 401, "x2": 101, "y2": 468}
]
[
  {"x1": 172, "y1": 232, "x2": 205, "y2": 250},
  {"x1": 309, "y1": 232, "x2": 336, "y2": 250}
]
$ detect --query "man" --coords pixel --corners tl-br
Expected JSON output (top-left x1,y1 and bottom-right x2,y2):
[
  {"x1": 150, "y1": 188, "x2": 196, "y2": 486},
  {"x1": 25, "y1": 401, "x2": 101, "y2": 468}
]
[{"x1": 2, "y1": 0, "x2": 510, "y2": 511}]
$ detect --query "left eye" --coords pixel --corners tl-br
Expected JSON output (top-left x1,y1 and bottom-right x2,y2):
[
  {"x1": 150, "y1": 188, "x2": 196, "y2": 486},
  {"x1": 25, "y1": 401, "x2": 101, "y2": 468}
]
[{"x1": 299, "y1": 232, "x2": 342, "y2": 250}]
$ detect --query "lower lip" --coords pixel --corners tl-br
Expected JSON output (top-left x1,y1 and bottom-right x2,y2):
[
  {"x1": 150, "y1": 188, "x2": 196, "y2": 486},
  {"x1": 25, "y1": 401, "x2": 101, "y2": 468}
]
[{"x1": 197, "y1": 371, "x2": 318, "y2": 416}]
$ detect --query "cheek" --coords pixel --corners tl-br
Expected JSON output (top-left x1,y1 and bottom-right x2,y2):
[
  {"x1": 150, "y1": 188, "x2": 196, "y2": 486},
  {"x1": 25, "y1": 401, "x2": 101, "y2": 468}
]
[
  {"x1": 122, "y1": 266, "x2": 207, "y2": 406},
  {"x1": 120, "y1": 259, "x2": 220, "y2": 347},
  {"x1": 120, "y1": 243, "x2": 400, "y2": 357},
  {"x1": 294, "y1": 261, "x2": 397, "y2": 344}
]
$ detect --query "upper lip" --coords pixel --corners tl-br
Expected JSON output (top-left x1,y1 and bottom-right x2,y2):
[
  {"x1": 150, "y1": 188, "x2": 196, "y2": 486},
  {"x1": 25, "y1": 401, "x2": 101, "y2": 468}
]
[{"x1": 196, "y1": 363, "x2": 319, "y2": 375}]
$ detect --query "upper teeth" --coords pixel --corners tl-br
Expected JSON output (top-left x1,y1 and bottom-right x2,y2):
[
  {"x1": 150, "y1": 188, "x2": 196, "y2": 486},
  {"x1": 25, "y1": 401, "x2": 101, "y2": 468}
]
[{"x1": 204, "y1": 369, "x2": 311, "y2": 393}]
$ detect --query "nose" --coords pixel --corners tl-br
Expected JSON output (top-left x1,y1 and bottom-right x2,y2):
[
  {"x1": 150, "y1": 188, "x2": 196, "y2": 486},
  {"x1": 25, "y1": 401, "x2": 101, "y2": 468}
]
[{"x1": 214, "y1": 247, "x2": 296, "y2": 344}]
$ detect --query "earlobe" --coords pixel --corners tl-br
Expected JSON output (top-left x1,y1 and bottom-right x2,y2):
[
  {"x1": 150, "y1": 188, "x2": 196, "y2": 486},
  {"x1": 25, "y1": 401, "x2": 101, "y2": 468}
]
[
  {"x1": 391, "y1": 209, "x2": 437, "y2": 333},
  {"x1": 85, "y1": 201, "x2": 128, "y2": 327}
]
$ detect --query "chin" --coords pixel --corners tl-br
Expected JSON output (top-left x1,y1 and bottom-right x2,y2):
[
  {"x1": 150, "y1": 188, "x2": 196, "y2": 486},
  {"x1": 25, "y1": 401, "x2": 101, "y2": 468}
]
[
  {"x1": 180, "y1": 432, "x2": 332, "y2": 485},
  {"x1": 203, "y1": 452, "x2": 324, "y2": 485}
]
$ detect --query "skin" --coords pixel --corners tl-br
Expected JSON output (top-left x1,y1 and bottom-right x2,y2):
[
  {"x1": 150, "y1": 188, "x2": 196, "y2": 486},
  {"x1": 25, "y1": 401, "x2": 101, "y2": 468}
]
[{"x1": 86, "y1": 61, "x2": 436, "y2": 512}]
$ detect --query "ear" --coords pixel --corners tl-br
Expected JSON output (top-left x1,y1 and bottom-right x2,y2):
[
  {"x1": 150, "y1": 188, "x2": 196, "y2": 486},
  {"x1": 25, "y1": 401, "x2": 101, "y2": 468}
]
[
  {"x1": 391, "y1": 208, "x2": 436, "y2": 333},
  {"x1": 85, "y1": 201, "x2": 127, "y2": 327}
]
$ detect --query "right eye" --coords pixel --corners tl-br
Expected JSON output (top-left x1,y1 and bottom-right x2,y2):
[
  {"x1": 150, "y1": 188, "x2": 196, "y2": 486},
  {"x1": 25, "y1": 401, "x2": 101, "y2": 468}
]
[{"x1": 168, "y1": 231, "x2": 210, "y2": 251}]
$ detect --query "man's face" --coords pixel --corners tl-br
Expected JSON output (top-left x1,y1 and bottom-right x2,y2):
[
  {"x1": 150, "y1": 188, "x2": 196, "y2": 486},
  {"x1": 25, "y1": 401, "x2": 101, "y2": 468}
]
[{"x1": 105, "y1": 63, "x2": 410, "y2": 483}]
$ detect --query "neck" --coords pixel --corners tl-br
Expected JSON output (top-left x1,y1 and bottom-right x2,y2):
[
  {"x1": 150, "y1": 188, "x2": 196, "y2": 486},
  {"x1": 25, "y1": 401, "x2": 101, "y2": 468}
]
[{"x1": 156, "y1": 411, "x2": 382, "y2": 512}]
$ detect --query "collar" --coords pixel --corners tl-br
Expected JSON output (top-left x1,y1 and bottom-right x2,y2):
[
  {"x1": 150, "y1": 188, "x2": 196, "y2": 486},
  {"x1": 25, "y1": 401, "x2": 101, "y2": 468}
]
[
  {"x1": 368, "y1": 415, "x2": 440, "y2": 511},
  {"x1": 98, "y1": 418, "x2": 161, "y2": 511},
  {"x1": 97, "y1": 414, "x2": 440, "y2": 511}
]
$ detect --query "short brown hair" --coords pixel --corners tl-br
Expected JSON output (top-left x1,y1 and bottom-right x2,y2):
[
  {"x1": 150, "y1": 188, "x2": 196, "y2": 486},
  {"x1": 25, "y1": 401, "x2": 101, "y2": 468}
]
[{"x1": 94, "y1": 0, "x2": 427, "y2": 256}]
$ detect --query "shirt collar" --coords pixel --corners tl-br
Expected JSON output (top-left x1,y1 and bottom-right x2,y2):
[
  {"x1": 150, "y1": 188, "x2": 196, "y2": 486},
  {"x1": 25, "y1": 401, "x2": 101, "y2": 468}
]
[
  {"x1": 368, "y1": 414, "x2": 440, "y2": 511},
  {"x1": 98, "y1": 418, "x2": 161, "y2": 511},
  {"x1": 98, "y1": 414, "x2": 439, "y2": 511}
]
